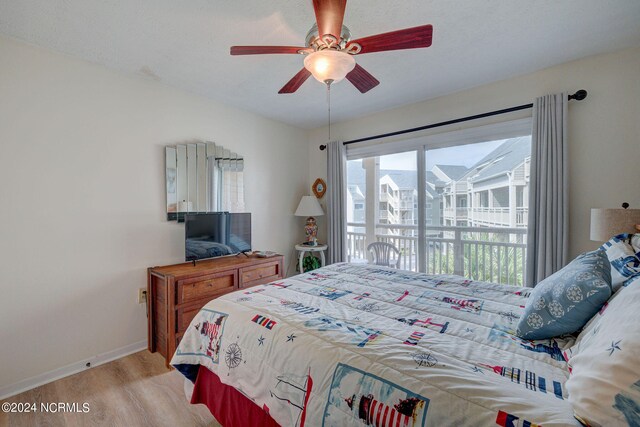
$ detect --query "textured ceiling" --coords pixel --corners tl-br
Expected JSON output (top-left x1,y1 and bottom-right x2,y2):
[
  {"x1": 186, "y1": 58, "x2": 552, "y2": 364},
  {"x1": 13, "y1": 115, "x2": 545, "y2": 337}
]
[{"x1": 1, "y1": 1, "x2": 639, "y2": 129}]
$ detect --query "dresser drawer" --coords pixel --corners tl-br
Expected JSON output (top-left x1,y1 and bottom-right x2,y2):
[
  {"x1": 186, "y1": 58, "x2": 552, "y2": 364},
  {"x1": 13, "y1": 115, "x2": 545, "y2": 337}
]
[
  {"x1": 176, "y1": 271, "x2": 236, "y2": 304},
  {"x1": 176, "y1": 303, "x2": 204, "y2": 334},
  {"x1": 239, "y1": 261, "x2": 281, "y2": 288}
]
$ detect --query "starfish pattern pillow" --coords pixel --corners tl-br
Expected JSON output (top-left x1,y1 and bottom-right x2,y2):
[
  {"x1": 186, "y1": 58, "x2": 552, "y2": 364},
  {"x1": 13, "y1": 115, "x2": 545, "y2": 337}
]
[{"x1": 566, "y1": 279, "x2": 640, "y2": 426}]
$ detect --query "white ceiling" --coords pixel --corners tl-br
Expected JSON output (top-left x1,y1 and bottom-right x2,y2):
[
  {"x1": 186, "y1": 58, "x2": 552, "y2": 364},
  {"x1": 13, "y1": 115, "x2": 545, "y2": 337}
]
[{"x1": 1, "y1": 1, "x2": 639, "y2": 129}]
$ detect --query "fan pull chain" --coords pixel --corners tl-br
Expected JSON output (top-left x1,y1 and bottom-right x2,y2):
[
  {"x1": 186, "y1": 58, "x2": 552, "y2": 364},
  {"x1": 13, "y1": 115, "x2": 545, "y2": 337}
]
[{"x1": 326, "y1": 81, "x2": 331, "y2": 144}]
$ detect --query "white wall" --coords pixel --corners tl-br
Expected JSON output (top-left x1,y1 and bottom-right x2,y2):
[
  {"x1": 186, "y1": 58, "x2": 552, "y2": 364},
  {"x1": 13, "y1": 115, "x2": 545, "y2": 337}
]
[
  {"x1": 0, "y1": 36, "x2": 308, "y2": 391},
  {"x1": 308, "y1": 46, "x2": 640, "y2": 259}
]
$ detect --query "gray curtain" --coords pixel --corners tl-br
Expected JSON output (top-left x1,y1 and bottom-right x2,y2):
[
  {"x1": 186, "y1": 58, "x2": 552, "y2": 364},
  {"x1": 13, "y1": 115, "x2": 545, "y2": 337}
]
[
  {"x1": 526, "y1": 92, "x2": 569, "y2": 286},
  {"x1": 326, "y1": 140, "x2": 347, "y2": 264}
]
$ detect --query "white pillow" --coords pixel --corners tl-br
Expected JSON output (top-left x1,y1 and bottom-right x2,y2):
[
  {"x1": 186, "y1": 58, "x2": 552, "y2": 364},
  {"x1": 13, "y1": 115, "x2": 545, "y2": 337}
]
[
  {"x1": 632, "y1": 233, "x2": 640, "y2": 254},
  {"x1": 565, "y1": 281, "x2": 640, "y2": 426},
  {"x1": 600, "y1": 234, "x2": 640, "y2": 291}
]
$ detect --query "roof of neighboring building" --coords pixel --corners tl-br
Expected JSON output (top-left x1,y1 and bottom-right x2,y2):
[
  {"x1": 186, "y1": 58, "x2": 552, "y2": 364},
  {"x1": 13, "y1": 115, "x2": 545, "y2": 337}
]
[
  {"x1": 381, "y1": 170, "x2": 416, "y2": 189},
  {"x1": 462, "y1": 136, "x2": 531, "y2": 183},
  {"x1": 425, "y1": 186, "x2": 436, "y2": 200},
  {"x1": 347, "y1": 161, "x2": 419, "y2": 188},
  {"x1": 347, "y1": 184, "x2": 365, "y2": 201},
  {"x1": 433, "y1": 164, "x2": 469, "y2": 180},
  {"x1": 348, "y1": 161, "x2": 445, "y2": 201},
  {"x1": 426, "y1": 171, "x2": 445, "y2": 186}
]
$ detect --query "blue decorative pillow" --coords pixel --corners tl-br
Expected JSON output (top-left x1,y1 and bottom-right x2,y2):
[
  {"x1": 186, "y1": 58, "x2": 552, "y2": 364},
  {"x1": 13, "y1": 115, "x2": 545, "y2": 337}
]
[{"x1": 516, "y1": 249, "x2": 612, "y2": 340}]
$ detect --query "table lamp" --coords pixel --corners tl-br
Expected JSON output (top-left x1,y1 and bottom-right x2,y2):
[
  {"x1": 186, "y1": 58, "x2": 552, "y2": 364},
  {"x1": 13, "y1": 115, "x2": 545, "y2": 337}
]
[
  {"x1": 295, "y1": 196, "x2": 324, "y2": 244},
  {"x1": 590, "y1": 203, "x2": 640, "y2": 241}
]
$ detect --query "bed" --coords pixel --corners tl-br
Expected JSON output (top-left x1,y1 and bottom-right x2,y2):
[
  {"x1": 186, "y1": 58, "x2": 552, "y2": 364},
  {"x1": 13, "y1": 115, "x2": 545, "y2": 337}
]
[{"x1": 171, "y1": 262, "x2": 584, "y2": 426}]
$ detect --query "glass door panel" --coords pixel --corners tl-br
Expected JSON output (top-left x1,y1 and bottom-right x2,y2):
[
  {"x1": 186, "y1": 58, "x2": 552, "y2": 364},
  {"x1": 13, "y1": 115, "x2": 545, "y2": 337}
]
[
  {"x1": 347, "y1": 152, "x2": 418, "y2": 270},
  {"x1": 424, "y1": 136, "x2": 531, "y2": 285}
]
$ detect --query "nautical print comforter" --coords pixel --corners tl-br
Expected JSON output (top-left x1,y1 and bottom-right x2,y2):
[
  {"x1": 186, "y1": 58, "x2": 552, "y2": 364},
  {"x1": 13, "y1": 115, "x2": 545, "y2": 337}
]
[{"x1": 172, "y1": 263, "x2": 580, "y2": 426}]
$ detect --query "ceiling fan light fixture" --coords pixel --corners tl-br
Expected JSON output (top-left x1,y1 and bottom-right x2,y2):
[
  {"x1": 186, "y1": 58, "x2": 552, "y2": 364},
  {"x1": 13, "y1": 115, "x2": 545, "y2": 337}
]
[{"x1": 303, "y1": 50, "x2": 355, "y2": 85}]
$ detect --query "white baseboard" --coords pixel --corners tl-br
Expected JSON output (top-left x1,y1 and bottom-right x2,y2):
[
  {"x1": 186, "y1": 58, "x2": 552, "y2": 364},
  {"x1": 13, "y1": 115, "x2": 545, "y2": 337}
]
[{"x1": 0, "y1": 340, "x2": 147, "y2": 400}]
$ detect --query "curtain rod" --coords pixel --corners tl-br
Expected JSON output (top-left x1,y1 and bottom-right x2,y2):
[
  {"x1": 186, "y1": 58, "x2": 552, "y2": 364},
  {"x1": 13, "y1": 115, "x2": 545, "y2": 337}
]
[{"x1": 319, "y1": 89, "x2": 587, "y2": 150}]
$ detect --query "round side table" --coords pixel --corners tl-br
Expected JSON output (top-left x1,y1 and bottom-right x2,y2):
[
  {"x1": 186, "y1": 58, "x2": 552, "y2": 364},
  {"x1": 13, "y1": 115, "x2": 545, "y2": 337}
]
[{"x1": 295, "y1": 244, "x2": 328, "y2": 273}]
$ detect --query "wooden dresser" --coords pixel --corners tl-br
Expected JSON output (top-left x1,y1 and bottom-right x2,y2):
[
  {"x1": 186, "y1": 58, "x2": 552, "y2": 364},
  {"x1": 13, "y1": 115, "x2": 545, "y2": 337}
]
[{"x1": 147, "y1": 254, "x2": 284, "y2": 367}]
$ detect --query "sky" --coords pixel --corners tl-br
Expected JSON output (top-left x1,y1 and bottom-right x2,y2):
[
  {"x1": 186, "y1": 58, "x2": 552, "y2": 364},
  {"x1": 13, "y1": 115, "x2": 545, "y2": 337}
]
[{"x1": 375, "y1": 139, "x2": 508, "y2": 171}]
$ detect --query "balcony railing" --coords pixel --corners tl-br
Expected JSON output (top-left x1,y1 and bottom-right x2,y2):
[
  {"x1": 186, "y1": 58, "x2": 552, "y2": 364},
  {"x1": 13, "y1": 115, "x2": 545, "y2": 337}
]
[
  {"x1": 443, "y1": 207, "x2": 469, "y2": 220},
  {"x1": 516, "y1": 207, "x2": 528, "y2": 226},
  {"x1": 470, "y1": 207, "x2": 510, "y2": 226},
  {"x1": 346, "y1": 223, "x2": 527, "y2": 286}
]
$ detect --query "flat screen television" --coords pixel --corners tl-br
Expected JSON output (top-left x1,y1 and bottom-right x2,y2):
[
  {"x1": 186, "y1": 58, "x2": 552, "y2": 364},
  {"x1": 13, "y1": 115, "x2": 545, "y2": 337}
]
[{"x1": 185, "y1": 212, "x2": 251, "y2": 261}]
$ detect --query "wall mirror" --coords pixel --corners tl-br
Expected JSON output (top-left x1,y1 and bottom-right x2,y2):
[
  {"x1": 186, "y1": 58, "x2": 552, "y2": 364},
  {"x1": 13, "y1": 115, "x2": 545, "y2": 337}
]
[{"x1": 166, "y1": 142, "x2": 245, "y2": 221}]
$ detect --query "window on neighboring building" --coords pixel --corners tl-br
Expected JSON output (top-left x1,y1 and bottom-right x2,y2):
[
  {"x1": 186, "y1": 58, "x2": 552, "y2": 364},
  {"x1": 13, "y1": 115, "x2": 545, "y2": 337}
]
[{"x1": 516, "y1": 187, "x2": 525, "y2": 207}]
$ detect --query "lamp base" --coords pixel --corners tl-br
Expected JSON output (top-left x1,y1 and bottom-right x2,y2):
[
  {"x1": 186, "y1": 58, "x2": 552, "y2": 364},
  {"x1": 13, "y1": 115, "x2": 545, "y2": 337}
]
[{"x1": 304, "y1": 216, "x2": 318, "y2": 244}]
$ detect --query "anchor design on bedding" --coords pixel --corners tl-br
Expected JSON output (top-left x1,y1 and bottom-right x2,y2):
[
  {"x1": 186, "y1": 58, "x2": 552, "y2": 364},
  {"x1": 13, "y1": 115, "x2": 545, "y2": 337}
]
[{"x1": 397, "y1": 317, "x2": 450, "y2": 334}]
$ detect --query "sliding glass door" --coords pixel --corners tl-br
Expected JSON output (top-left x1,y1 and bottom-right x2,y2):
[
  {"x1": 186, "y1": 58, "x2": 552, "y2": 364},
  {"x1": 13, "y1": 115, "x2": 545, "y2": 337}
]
[
  {"x1": 424, "y1": 137, "x2": 530, "y2": 285},
  {"x1": 345, "y1": 126, "x2": 531, "y2": 286}
]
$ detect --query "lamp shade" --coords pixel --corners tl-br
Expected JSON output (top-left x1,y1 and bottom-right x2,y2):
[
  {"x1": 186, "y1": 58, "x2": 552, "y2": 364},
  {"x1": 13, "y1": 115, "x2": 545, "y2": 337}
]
[
  {"x1": 295, "y1": 196, "x2": 324, "y2": 217},
  {"x1": 590, "y1": 208, "x2": 640, "y2": 241},
  {"x1": 303, "y1": 50, "x2": 356, "y2": 84}
]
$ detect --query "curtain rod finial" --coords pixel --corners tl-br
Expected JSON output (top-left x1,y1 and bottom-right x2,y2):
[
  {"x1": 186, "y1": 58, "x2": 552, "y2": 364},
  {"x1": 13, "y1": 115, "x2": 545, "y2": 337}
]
[
  {"x1": 319, "y1": 145, "x2": 327, "y2": 151},
  {"x1": 569, "y1": 89, "x2": 587, "y2": 101}
]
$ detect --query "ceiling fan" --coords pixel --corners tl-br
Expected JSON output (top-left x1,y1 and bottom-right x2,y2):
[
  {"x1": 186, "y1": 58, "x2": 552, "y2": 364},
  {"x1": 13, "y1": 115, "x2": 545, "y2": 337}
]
[{"x1": 230, "y1": 0, "x2": 433, "y2": 94}]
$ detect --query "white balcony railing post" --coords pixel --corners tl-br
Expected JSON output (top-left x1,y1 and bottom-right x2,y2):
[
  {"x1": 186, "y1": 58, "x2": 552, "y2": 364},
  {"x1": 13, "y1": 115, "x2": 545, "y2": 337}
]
[{"x1": 453, "y1": 228, "x2": 464, "y2": 276}]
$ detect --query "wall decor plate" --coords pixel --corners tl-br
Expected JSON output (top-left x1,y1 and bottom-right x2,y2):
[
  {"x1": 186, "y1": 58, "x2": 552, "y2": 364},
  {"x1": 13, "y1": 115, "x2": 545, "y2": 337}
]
[{"x1": 312, "y1": 178, "x2": 326, "y2": 198}]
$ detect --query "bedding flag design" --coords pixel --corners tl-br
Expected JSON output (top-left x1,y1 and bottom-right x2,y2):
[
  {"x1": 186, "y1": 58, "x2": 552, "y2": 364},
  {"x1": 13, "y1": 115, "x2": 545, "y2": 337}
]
[
  {"x1": 495, "y1": 410, "x2": 541, "y2": 427},
  {"x1": 477, "y1": 364, "x2": 564, "y2": 399},
  {"x1": 403, "y1": 331, "x2": 426, "y2": 346},
  {"x1": 353, "y1": 292, "x2": 371, "y2": 301},
  {"x1": 280, "y1": 299, "x2": 320, "y2": 315},
  {"x1": 416, "y1": 291, "x2": 484, "y2": 314},
  {"x1": 252, "y1": 314, "x2": 277, "y2": 330}
]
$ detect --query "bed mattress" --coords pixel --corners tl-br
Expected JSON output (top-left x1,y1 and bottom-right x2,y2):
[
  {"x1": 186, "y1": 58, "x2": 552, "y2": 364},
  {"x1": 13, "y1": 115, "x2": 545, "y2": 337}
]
[{"x1": 172, "y1": 263, "x2": 579, "y2": 426}]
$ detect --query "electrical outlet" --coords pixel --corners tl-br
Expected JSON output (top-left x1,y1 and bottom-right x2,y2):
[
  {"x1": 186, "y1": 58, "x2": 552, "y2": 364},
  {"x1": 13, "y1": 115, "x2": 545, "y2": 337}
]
[{"x1": 138, "y1": 288, "x2": 147, "y2": 304}]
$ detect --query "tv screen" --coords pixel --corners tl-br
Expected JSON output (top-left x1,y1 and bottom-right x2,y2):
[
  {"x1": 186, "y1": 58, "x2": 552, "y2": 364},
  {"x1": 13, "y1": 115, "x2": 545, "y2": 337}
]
[{"x1": 185, "y1": 212, "x2": 251, "y2": 261}]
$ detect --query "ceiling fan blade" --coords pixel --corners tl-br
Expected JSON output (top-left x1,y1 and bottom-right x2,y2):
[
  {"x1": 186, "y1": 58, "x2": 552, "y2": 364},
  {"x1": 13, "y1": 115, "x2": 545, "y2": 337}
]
[
  {"x1": 230, "y1": 46, "x2": 312, "y2": 55},
  {"x1": 346, "y1": 64, "x2": 380, "y2": 93},
  {"x1": 346, "y1": 24, "x2": 433, "y2": 54},
  {"x1": 313, "y1": 0, "x2": 347, "y2": 40},
  {"x1": 278, "y1": 68, "x2": 312, "y2": 94}
]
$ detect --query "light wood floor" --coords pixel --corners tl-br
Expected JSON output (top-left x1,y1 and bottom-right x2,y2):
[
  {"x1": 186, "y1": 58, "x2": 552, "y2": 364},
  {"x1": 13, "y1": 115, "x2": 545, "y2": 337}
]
[{"x1": 0, "y1": 351, "x2": 221, "y2": 427}]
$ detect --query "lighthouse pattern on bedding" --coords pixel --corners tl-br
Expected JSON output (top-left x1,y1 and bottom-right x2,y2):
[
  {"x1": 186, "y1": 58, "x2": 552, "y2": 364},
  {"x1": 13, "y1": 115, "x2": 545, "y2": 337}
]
[{"x1": 323, "y1": 363, "x2": 429, "y2": 427}]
